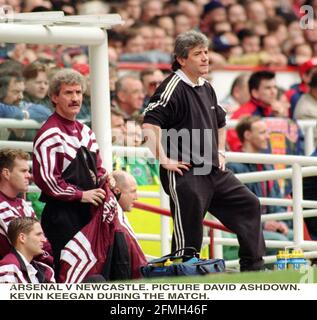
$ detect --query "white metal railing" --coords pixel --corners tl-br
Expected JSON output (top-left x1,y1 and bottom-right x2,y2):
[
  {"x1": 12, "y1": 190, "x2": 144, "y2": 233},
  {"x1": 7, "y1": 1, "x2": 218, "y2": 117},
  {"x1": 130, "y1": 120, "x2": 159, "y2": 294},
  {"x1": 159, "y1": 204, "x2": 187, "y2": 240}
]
[
  {"x1": 227, "y1": 119, "x2": 316, "y2": 156},
  {"x1": 2, "y1": 139, "x2": 317, "y2": 266},
  {"x1": 130, "y1": 152, "x2": 317, "y2": 264},
  {"x1": 0, "y1": 118, "x2": 315, "y2": 156},
  {"x1": 0, "y1": 119, "x2": 42, "y2": 129},
  {"x1": 224, "y1": 152, "x2": 317, "y2": 266}
]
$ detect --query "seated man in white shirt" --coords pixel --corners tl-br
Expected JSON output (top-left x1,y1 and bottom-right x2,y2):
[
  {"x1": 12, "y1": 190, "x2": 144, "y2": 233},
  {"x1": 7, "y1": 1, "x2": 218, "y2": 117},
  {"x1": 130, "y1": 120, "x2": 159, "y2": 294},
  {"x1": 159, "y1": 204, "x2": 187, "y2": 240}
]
[{"x1": 0, "y1": 217, "x2": 55, "y2": 283}]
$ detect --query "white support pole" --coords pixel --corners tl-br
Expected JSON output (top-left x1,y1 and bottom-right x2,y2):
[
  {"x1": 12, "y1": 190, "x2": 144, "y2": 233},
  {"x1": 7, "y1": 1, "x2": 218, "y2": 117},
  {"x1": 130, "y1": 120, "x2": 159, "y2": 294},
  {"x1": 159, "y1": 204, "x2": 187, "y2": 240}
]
[
  {"x1": 160, "y1": 185, "x2": 170, "y2": 255},
  {"x1": 292, "y1": 163, "x2": 304, "y2": 247},
  {"x1": 213, "y1": 228, "x2": 223, "y2": 259},
  {"x1": 304, "y1": 126, "x2": 315, "y2": 156},
  {"x1": 89, "y1": 35, "x2": 112, "y2": 172}
]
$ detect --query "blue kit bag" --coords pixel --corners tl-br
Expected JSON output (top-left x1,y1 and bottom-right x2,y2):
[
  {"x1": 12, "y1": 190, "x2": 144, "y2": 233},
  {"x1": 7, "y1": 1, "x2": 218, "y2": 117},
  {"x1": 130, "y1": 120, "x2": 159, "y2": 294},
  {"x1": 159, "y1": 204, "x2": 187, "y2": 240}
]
[{"x1": 141, "y1": 247, "x2": 225, "y2": 278}]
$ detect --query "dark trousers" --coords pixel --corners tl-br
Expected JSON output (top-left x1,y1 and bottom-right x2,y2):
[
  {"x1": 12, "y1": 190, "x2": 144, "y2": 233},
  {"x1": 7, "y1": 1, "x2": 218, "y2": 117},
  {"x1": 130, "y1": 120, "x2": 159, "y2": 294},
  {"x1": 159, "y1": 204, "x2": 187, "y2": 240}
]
[
  {"x1": 160, "y1": 167, "x2": 265, "y2": 271},
  {"x1": 41, "y1": 200, "x2": 91, "y2": 278}
]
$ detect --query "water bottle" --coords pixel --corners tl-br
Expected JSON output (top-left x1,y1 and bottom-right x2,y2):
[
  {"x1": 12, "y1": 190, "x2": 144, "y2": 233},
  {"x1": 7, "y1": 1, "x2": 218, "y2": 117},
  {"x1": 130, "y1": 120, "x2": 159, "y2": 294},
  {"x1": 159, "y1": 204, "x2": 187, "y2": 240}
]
[
  {"x1": 287, "y1": 249, "x2": 307, "y2": 270},
  {"x1": 275, "y1": 250, "x2": 289, "y2": 270}
]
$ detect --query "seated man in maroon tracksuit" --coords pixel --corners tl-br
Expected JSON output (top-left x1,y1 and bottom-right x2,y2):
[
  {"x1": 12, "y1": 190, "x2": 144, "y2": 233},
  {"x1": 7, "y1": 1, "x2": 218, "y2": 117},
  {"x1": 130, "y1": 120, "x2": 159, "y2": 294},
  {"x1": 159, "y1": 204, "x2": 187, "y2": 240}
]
[
  {"x1": 0, "y1": 148, "x2": 53, "y2": 266},
  {"x1": 0, "y1": 217, "x2": 55, "y2": 283}
]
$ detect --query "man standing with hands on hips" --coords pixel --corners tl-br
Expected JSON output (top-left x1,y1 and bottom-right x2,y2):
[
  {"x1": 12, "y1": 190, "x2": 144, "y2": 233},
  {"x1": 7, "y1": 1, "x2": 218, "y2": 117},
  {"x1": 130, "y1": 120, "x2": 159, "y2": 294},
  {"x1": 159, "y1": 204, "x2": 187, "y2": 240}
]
[{"x1": 142, "y1": 30, "x2": 265, "y2": 271}]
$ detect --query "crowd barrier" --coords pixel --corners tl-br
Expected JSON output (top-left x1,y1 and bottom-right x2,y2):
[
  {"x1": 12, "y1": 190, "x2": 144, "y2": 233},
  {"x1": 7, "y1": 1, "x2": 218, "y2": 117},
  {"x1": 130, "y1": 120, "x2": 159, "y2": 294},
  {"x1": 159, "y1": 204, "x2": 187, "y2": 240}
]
[{"x1": 1, "y1": 135, "x2": 315, "y2": 267}]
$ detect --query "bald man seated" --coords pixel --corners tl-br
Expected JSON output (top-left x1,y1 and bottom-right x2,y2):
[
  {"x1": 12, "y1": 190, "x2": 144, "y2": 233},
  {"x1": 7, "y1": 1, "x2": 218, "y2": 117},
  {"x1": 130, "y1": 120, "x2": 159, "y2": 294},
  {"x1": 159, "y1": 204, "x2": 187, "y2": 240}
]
[{"x1": 112, "y1": 170, "x2": 138, "y2": 212}]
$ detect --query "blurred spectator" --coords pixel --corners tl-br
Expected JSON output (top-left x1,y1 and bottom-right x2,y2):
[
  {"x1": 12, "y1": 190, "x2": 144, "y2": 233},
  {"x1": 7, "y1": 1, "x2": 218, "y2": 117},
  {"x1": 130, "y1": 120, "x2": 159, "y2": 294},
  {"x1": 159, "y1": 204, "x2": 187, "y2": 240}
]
[
  {"x1": 136, "y1": 23, "x2": 154, "y2": 51},
  {"x1": 173, "y1": 13, "x2": 191, "y2": 36},
  {"x1": 227, "y1": 3, "x2": 247, "y2": 26},
  {"x1": 140, "y1": 68, "x2": 164, "y2": 111},
  {"x1": 231, "y1": 27, "x2": 281, "y2": 63},
  {"x1": 60, "y1": 45, "x2": 88, "y2": 68},
  {"x1": 22, "y1": 61, "x2": 51, "y2": 108},
  {"x1": 164, "y1": 35, "x2": 174, "y2": 54},
  {"x1": 112, "y1": 74, "x2": 144, "y2": 122},
  {"x1": 22, "y1": 0, "x2": 52, "y2": 12},
  {"x1": 71, "y1": 62, "x2": 91, "y2": 124},
  {"x1": 225, "y1": 116, "x2": 293, "y2": 259},
  {"x1": 108, "y1": 30, "x2": 124, "y2": 57},
  {"x1": 35, "y1": 57, "x2": 57, "y2": 70},
  {"x1": 200, "y1": 0, "x2": 227, "y2": 37},
  {"x1": 286, "y1": 58, "x2": 317, "y2": 118},
  {"x1": 77, "y1": 1, "x2": 109, "y2": 15},
  {"x1": 262, "y1": 35, "x2": 281, "y2": 55},
  {"x1": 262, "y1": 0, "x2": 276, "y2": 18},
  {"x1": 113, "y1": 120, "x2": 159, "y2": 185},
  {"x1": 220, "y1": 73, "x2": 250, "y2": 117},
  {"x1": 214, "y1": 21, "x2": 232, "y2": 35},
  {"x1": 291, "y1": 43, "x2": 313, "y2": 66},
  {"x1": 111, "y1": 108, "x2": 126, "y2": 146},
  {"x1": 125, "y1": 120, "x2": 143, "y2": 147},
  {"x1": 152, "y1": 25, "x2": 167, "y2": 52},
  {"x1": 155, "y1": 15, "x2": 175, "y2": 37},
  {"x1": 120, "y1": 28, "x2": 171, "y2": 63},
  {"x1": 125, "y1": 0, "x2": 142, "y2": 21},
  {"x1": 51, "y1": 0, "x2": 76, "y2": 15},
  {"x1": 17, "y1": 61, "x2": 52, "y2": 141},
  {"x1": 208, "y1": 50, "x2": 227, "y2": 68},
  {"x1": 108, "y1": 47, "x2": 118, "y2": 63},
  {"x1": 0, "y1": 68, "x2": 28, "y2": 129},
  {"x1": 252, "y1": 22, "x2": 268, "y2": 38},
  {"x1": 7, "y1": 44, "x2": 37, "y2": 65},
  {"x1": 141, "y1": 0, "x2": 163, "y2": 23},
  {"x1": 303, "y1": 19, "x2": 317, "y2": 45},
  {"x1": 271, "y1": 87, "x2": 291, "y2": 118},
  {"x1": 283, "y1": 19, "x2": 305, "y2": 55},
  {"x1": 0, "y1": 44, "x2": 15, "y2": 61},
  {"x1": 238, "y1": 29, "x2": 261, "y2": 54},
  {"x1": 0, "y1": 70, "x2": 24, "y2": 107},
  {"x1": 109, "y1": 61, "x2": 118, "y2": 101},
  {"x1": 266, "y1": 16, "x2": 288, "y2": 46},
  {"x1": 178, "y1": 0, "x2": 200, "y2": 30},
  {"x1": 0, "y1": 62, "x2": 51, "y2": 136},
  {"x1": 294, "y1": 71, "x2": 317, "y2": 145},
  {"x1": 246, "y1": 1, "x2": 267, "y2": 24},
  {"x1": 122, "y1": 30, "x2": 145, "y2": 54},
  {"x1": 261, "y1": 35, "x2": 287, "y2": 67},
  {"x1": 6, "y1": 0, "x2": 22, "y2": 12},
  {"x1": 212, "y1": 32, "x2": 240, "y2": 58},
  {"x1": 227, "y1": 70, "x2": 279, "y2": 151}
]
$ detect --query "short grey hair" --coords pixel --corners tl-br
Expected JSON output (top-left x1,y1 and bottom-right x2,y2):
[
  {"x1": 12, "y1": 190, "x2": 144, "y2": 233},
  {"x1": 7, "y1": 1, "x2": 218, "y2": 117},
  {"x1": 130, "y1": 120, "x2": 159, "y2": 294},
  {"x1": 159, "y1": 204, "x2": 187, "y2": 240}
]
[
  {"x1": 172, "y1": 30, "x2": 209, "y2": 71},
  {"x1": 115, "y1": 74, "x2": 140, "y2": 94},
  {"x1": 49, "y1": 68, "x2": 86, "y2": 98}
]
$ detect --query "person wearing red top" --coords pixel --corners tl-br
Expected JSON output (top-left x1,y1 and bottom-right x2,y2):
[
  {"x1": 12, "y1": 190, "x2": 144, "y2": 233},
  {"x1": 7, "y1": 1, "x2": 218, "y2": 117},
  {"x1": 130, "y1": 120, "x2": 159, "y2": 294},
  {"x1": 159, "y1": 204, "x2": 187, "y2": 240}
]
[
  {"x1": 227, "y1": 70, "x2": 282, "y2": 151},
  {"x1": 285, "y1": 58, "x2": 317, "y2": 118}
]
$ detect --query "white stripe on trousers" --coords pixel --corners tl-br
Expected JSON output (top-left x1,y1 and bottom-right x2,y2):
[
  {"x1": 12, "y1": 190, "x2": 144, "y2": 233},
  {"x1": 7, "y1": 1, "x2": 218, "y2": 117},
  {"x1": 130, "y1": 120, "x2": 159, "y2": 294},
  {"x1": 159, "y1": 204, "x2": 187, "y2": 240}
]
[{"x1": 168, "y1": 170, "x2": 185, "y2": 255}]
